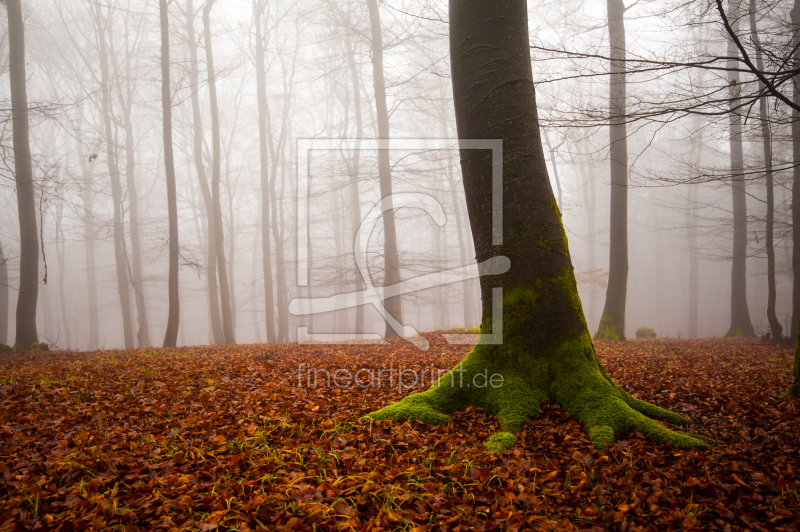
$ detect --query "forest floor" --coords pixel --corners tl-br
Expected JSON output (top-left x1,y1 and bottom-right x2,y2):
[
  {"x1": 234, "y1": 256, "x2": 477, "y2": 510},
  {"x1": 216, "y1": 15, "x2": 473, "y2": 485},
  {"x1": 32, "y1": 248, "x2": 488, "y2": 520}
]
[{"x1": 0, "y1": 335, "x2": 797, "y2": 532}]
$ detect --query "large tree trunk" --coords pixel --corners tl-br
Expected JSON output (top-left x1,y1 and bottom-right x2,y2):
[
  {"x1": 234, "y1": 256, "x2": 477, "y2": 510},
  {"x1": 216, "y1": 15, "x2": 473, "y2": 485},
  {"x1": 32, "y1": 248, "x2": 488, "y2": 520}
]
[
  {"x1": 186, "y1": 0, "x2": 223, "y2": 344},
  {"x1": 792, "y1": 0, "x2": 800, "y2": 339},
  {"x1": 0, "y1": 240, "x2": 7, "y2": 345},
  {"x1": 254, "y1": 0, "x2": 276, "y2": 343},
  {"x1": 95, "y1": 3, "x2": 134, "y2": 349},
  {"x1": 595, "y1": 0, "x2": 628, "y2": 341},
  {"x1": 7, "y1": 0, "x2": 38, "y2": 348},
  {"x1": 749, "y1": 0, "x2": 781, "y2": 341},
  {"x1": 366, "y1": 0, "x2": 403, "y2": 338},
  {"x1": 161, "y1": 0, "x2": 180, "y2": 347},
  {"x1": 203, "y1": 0, "x2": 235, "y2": 344},
  {"x1": 368, "y1": 0, "x2": 706, "y2": 451},
  {"x1": 724, "y1": 0, "x2": 755, "y2": 338}
]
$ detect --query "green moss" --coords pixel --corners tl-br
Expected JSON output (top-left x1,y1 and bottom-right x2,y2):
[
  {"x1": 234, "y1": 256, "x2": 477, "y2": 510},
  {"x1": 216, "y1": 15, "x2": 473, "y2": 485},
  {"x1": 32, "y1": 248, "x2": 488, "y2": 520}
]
[
  {"x1": 594, "y1": 312, "x2": 620, "y2": 341},
  {"x1": 0, "y1": 343, "x2": 11, "y2": 352},
  {"x1": 484, "y1": 432, "x2": 517, "y2": 452},
  {"x1": 635, "y1": 327, "x2": 657, "y2": 339},
  {"x1": 366, "y1": 287, "x2": 707, "y2": 451},
  {"x1": 781, "y1": 338, "x2": 800, "y2": 398}
]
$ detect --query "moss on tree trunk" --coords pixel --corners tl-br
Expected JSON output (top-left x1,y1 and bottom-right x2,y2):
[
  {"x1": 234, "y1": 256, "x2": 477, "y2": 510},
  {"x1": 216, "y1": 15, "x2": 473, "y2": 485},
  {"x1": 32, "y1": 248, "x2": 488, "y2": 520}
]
[{"x1": 366, "y1": 0, "x2": 707, "y2": 451}]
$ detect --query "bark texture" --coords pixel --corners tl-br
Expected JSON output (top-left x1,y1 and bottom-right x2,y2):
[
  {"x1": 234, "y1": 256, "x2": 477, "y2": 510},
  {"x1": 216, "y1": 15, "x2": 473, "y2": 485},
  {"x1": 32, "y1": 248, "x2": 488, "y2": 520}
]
[
  {"x1": 595, "y1": 0, "x2": 628, "y2": 342},
  {"x1": 7, "y1": 0, "x2": 39, "y2": 348},
  {"x1": 367, "y1": 0, "x2": 706, "y2": 451},
  {"x1": 724, "y1": 0, "x2": 755, "y2": 338},
  {"x1": 161, "y1": 0, "x2": 180, "y2": 347},
  {"x1": 792, "y1": 0, "x2": 800, "y2": 338}
]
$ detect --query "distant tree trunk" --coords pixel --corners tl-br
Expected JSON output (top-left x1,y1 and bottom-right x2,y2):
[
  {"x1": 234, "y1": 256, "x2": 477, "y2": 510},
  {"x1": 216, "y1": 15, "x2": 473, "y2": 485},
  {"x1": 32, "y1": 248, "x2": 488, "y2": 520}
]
[
  {"x1": 186, "y1": 0, "x2": 223, "y2": 344},
  {"x1": 0, "y1": 240, "x2": 7, "y2": 345},
  {"x1": 688, "y1": 184, "x2": 700, "y2": 339},
  {"x1": 366, "y1": 0, "x2": 403, "y2": 338},
  {"x1": 161, "y1": 0, "x2": 180, "y2": 347},
  {"x1": 40, "y1": 280, "x2": 54, "y2": 343},
  {"x1": 250, "y1": 228, "x2": 263, "y2": 343},
  {"x1": 55, "y1": 202, "x2": 71, "y2": 349},
  {"x1": 595, "y1": 0, "x2": 628, "y2": 341},
  {"x1": 95, "y1": 2, "x2": 134, "y2": 349},
  {"x1": 749, "y1": 0, "x2": 781, "y2": 341},
  {"x1": 76, "y1": 104, "x2": 100, "y2": 350},
  {"x1": 542, "y1": 129, "x2": 563, "y2": 212},
  {"x1": 579, "y1": 145, "x2": 597, "y2": 331},
  {"x1": 792, "y1": 0, "x2": 800, "y2": 339},
  {"x1": 111, "y1": 19, "x2": 150, "y2": 348},
  {"x1": 226, "y1": 176, "x2": 237, "y2": 335},
  {"x1": 203, "y1": 0, "x2": 235, "y2": 344},
  {"x1": 254, "y1": 0, "x2": 276, "y2": 342},
  {"x1": 7, "y1": 0, "x2": 38, "y2": 347},
  {"x1": 724, "y1": 0, "x2": 755, "y2": 338},
  {"x1": 344, "y1": 24, "x2": 365, "y2": 334}
]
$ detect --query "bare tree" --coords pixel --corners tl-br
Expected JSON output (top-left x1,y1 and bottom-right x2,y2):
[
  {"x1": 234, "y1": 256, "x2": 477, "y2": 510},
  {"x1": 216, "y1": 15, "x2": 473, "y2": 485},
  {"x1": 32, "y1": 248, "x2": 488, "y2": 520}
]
[
  {"x1": 366, "y1": 0, "x2": 403, "y2": 338},
  {"x1": 203, "y1": 0, "x2": 235, "y2": 344},
  {"x1": 94, "y1": 2, "x2": 134, "y2": 349},
  {"x1": 6, "y1": 0, "x2": 38, "y2": 347},
  {"x1": 595, "y1": 0, "x2": 629, "y2": 341},
  {"x1": 161, "y1": 0, "x2": 180, "y2": 347},
  {"x1": 0, "y1": 239, "x2": 7, "y2": 345}
]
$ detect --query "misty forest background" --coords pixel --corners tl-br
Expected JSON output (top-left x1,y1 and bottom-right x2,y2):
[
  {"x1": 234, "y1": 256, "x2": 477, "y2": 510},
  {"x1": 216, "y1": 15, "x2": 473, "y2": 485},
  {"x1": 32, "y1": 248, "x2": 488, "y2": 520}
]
[{"x1": 0, "y1": 0, "x2": 796, "y2": 350}]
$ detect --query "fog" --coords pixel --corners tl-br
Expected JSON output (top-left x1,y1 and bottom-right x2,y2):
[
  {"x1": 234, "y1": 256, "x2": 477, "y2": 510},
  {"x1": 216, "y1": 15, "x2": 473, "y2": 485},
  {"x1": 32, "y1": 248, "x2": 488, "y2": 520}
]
[{"x1": 0, "y1": 0, "x2": 794, "y2": 350}]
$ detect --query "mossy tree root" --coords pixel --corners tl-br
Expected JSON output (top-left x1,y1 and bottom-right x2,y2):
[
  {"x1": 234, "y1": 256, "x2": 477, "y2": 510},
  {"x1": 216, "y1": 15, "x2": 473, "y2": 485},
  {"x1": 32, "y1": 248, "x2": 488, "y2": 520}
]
[{"x1": 366, "y1": 332, "x2": 708, "y2": 451}]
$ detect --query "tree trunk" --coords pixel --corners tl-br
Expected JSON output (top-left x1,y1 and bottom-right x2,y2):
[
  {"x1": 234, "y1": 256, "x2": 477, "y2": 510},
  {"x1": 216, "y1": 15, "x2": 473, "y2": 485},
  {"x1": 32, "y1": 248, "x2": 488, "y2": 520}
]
[
  {"x1": 55, "y1": 202, "x2": 71, "y2": 349},
  {"x1": 254, "y1": 0, "x2": 276, "y2": 343},
  {"x1": 688, "y1": 183, "x2": 700, "y2": 339},
  {"x1": 579, "y1": 143, "x2": 597, "y2": 331},
  {"x1": 366, "y1": 0, "x2": 403, "y2": 338},
  {"x1": 186, "y1": 0, "x2": 223, "y2": 344},
  {"x1": 344, "y1": 24, "x2": 365, "y2": 334},
  {"x1": 7, "y1": 0, "x2": 38, "y2": 348},
  {"x1": 161, "y1": 0, "x2": 180, "y2": 347},
  {"x1": 595, "y1": 0, "x2": 628, "y2": 341},
  {"x1": 724, "y1": 0, "x2": 755, "y2": 338},
  {"x1": 203, "y1": 0, "x2": 235, "y2": 344},
  {"x1": 111, "y1": 16, "x2": 150, "y2": 348},
  {"x1": 792, "y1": 0, "x2": 800, "y2": 339},
  {"x1": 76, "y1": 105, "x2": 100, "y2": 351},
  {"x1": 95, "y1": 2, "x2": 134, "y2": 349},
  {"x1": 0, "y1": 240, "x2": 7, "y2": 345},
  {"x1": 749, "y1": 0, "x2": 781, "y2": 341},
  {"x1": 368, "y1": 0, "x2": 706, "y2": 452}
]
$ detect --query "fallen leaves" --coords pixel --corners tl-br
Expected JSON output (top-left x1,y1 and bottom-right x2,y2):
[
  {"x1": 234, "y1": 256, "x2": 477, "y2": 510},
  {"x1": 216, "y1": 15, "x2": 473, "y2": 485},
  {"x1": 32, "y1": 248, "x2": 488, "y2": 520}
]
[{"x1": 0, "y1": 336, "x2": 797, "y2": 531}]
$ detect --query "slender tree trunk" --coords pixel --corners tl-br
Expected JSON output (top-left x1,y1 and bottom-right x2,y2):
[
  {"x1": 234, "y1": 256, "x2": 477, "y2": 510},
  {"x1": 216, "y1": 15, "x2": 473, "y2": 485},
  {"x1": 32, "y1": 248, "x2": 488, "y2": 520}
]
[
  {"x1": 596, "y1": 0, "x2": 628, "y2": 341},
  {"x1": 111, "y1": 19, "x2": 150, "y2": 348},
  {"x1": 186, "y1": 0, "x2": 223, "y2": 344},
  {"x1": 749, "y1": 1, "x2": 781, "y2": 340},
  {"x1": 0, "y1": 240, "x2": 7, "y2": 345},
  {"x1": 76, "y1": 105, "x2": 100, "y2": 350},
  {"x1": 542, "y1": 129, "x2": 563, "y2": 212},
  {"x1": 366, "y1": 0, "x2": 403, "y2": 338},
  {"x1": 579, "y1": 144, "x2": 597, "y2": 331},
  {"x1": 40, "y1": 280, "x2": 54, "y2": 343},
  {"x1": 369, "y1": 0, "x2": 705, "y2": 452},
  {"x1": 725, "y1": 0, "x2": 755, "y2": 338},
  {"x1": 95, "y1": 3, "x2": 134, "y2": 349},
  {"x1": 55, "y1": 203, "x2": 71, "y2": 349},
  {"x1": 250, "y1": 228, "x2": 263, "y2": 343},
  {"x1": 791, "y1": 0, "x2": 800, "y2": 339},
  {"x1": 203, "y1": 0, "x2": 235, "y2": 344},
  {"x1": 7, "y1": 0, "x2": 38, "y2": 348},
  {"x1": 254, "y1": 0, "x2": 276, "y2": 342},
  {"x1": 344, "y1": 25, "x2": 365, "y2": 334},
  {"x1": 688, "y1": 185, "x2": 700, "y2": 339},
  {"x1": 161, "y1": 0, "x2": 180, "y2": 347}
]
